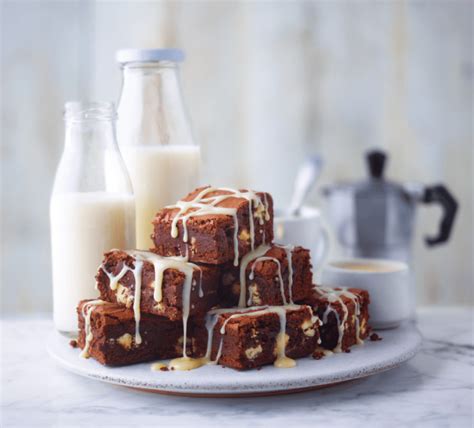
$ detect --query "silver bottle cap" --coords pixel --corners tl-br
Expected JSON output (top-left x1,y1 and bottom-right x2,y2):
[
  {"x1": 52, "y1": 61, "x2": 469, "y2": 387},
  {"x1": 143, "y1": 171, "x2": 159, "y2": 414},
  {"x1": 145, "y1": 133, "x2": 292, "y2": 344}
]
[{"x1": 116, "y1": 48, "x2": 185, "y2": 64}]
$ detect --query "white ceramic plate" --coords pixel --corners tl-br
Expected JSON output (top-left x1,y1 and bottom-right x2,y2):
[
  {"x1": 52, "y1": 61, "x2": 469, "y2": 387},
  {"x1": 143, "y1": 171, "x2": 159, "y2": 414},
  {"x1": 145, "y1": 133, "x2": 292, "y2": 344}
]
[{"x1": 47, "y1": 323, "x2": 421, "y2": 397}]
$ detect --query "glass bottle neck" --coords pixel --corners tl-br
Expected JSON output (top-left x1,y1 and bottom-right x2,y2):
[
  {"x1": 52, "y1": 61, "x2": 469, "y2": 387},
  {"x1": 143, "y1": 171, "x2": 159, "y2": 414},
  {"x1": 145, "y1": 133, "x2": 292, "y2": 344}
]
[
  {"x1": 64, "y1": 119, "x2": 117, "y2": 151},
  {"x1": 54, "y1": 102, "x2": 132, "y2": 195},
  {"x1": 63, "y1": 101, "x2": 119, "y2": 151},
  {"x1": 117, "y1": 61, "x2": 195, "y2": 147}
]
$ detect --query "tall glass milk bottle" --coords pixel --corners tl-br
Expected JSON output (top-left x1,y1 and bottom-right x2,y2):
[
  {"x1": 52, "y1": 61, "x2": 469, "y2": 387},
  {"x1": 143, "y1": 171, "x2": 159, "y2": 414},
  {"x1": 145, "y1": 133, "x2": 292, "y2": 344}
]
[
  {"x1": 116, "y1": 49, "x2": 201, "y2": 249},
  {"x1": 50, "y1": 102, "x2": 135, "y2": 335}
]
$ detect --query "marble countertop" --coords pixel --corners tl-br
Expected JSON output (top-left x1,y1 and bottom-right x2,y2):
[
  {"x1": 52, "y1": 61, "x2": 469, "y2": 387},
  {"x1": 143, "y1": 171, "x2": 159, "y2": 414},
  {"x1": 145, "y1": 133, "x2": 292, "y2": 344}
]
[{"x1": 1, "y1": 307, "x2": 473, "y2": 427}]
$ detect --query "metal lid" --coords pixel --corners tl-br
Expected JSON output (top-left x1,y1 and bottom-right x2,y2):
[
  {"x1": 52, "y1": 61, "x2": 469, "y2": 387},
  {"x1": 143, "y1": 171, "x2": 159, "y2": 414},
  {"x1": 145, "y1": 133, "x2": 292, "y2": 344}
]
[
  {"x1": 323, "y1": 149, "x2": 408, "y2": 196},
  {"x1": 116, "y1": 49, "x2": 185, "y2": 64}
]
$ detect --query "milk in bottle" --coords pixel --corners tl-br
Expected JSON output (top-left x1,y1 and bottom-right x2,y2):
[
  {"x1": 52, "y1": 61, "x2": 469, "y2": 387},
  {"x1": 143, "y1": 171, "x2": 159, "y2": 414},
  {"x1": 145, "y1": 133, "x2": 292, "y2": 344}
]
[
  {"x1": 116, "y1": 49, "x2": 200, "y2": 249},
  {"x1": 50, "y1": 102, "x2": 135, "y2": 334}
]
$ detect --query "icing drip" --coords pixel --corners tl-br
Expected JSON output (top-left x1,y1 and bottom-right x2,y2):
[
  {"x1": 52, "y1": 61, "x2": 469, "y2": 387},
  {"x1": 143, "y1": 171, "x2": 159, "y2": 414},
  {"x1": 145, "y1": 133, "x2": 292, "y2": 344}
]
[
  {"x1": 273, "y1": 307, "x2": 296, "y2": 369},
  {"x1": 275, "y1": 244, "x2": 295, "y2": 304},
  {"x1": 312, "y1": 314, "x2": 323, "y2": 345},
  {"x1": 262, "y1": 193, "x2": 270, "y2": 222},
  {"x1": 322, "y1": 304, "x2": 342, "y2": 351},
  {"x1": 249, "y1": 256, "x2": 286, "y2": 305},
  {"x1": 140, "y1": 251, "x2": 199, "y2": 304},
  {"x1": 131, "y1": 260, "x2": 143, "y2": 344},
  {"x1": 167, "y1": 314, "x2": 221, "y2": 371},
  {"x1": 103, "y1": 264, "x2": 128, "y2": 291},
  {"x1": 284, "y1": 247, "x2": 294, "y2": 303},
  {"x1": 320, "y1": 289, "x2": 348, "y2": 353},
  {"x1": 167, "y1": 259, "x2": 199, "y2": 369},
  {"x1": 248, "y1": 198, "x2": 255, "y2": 251},
  {"x1": 203, "y1": 313, "x2": 221, "y2": 364},
  {"x1": 100, "y1": 250, "x2": 200, "y2": 349},
  {"x1": 79, "y1": 299, "x2": 106, "y2": 358},
  {"x1": 196, "y1": 269, "x2": 204, "y2": 298},
  {"x1": 343, "y1": 289, "x2": 363, "y2": 344},
  {"x1": 238, "y1": 245, "x2": 271, "y2": 307},
  {"x1": 166, "y1": 187, "x2": 268, "y2": 266},
  {"x1": 322, "y1": 304, "x2": 340, "y2": 326},
  {"x1": 239, "y1": 244, "x2": 296, "y2": 307},
  {"x1": 180, "y1": 259, "x2": 195, "y2": 359},
  {"x1": 315, "y1": 287, "x2": 364, "y2": 352},
  {"x1": 260, "y1": 193, "x2": 270, "y2": 247}
]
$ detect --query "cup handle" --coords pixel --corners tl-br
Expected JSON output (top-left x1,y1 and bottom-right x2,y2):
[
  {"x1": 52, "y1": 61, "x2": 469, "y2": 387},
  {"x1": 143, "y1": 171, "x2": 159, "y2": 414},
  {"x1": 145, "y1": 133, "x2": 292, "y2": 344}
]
[{"x1": 312, "y1": 219, "x2": 330, "y2": 274}]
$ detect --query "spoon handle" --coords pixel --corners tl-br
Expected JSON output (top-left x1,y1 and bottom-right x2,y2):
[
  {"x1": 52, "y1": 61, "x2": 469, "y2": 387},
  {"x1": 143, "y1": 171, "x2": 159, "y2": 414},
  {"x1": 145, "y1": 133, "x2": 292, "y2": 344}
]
[{"x1": 287, "y1": 155, "x2": 323, "y2": 217}]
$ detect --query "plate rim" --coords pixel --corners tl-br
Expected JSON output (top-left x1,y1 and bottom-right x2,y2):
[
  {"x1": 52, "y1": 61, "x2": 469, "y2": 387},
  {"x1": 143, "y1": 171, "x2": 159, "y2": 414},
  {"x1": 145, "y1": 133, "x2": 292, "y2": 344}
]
[{"x1": 47, "y1": 325, "x2": 422, "y2": 396}]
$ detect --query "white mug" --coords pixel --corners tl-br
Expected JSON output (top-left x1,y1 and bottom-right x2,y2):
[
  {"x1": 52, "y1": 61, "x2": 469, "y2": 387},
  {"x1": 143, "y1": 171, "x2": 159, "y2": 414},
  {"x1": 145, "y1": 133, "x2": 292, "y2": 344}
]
[
  {"x1": 322, "y1": 258, "x2": 411, "y2": 329},
  {"x1": 274, "y1": 206, "x2": 330, "y2": 274}
]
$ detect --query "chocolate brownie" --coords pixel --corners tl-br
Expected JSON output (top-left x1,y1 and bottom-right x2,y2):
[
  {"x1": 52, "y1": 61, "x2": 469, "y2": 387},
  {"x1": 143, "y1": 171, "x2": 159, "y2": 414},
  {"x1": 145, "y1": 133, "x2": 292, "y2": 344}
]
[
  {"x1": 152, "y1": 187, "x2": 274, "y2": 266},
  {"x1": 194, "y1": 305, "x2": 320, "y2": 370},
  {"x1": 219, "y1": 245, "x2": 313, "y2": 307},
  {"x1": 300, "y1": 287, "x2": 370, "y2": 353},
  {"x1": 77, "y1": 299, "x2": 192, "y2": 366},
  {"x1": 96, "y1": 250, "x2": 220, "y2": 321}
]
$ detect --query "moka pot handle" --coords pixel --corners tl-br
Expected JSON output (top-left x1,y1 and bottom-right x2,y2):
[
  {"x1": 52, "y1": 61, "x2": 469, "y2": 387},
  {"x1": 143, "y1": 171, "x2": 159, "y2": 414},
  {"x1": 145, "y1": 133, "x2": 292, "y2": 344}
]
[{"x1": 422, "y1": 184, "x2": 458, "y2": 246}]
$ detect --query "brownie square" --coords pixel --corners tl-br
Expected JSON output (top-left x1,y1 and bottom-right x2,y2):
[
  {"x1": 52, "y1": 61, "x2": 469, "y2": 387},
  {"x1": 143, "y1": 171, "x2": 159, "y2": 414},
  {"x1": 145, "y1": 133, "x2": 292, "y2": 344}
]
[
  {"x1": 96, "y1": 250, "x2": 220, "y2": 321},
  {"x1": 77, "y1": 300, "x2": 189, "y2": 366},
  {"x1": 299, "y1": 287, "x2": 370, "y2": 352},
  {"x1": 194, "y1": 305, "x2": 319, "y2": 370},
  {"x1": 152, "y1": 187, "x2": 274, "y2": 265},
  {"x1": 219, "y1": 245, "x2": 313, "y2": 307}
]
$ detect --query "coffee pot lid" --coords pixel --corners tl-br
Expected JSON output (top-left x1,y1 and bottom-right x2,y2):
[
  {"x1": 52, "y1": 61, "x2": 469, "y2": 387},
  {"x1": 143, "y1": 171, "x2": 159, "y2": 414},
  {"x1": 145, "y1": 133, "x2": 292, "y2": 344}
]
[{"x1": 323, "y1": 148, "x2": 423, "y2": 199}]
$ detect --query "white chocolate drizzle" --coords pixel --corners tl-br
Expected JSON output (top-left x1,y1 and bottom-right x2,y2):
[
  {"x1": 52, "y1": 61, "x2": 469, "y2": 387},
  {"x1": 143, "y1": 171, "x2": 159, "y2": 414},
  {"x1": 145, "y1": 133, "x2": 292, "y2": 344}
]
[
  {"x1": 342, "y1": 289, "x2": 363, "y2": 345},
  {"x1": 100, "y1": 250, "x2": 201, "y2": 349},
  {"x1": 166, "y1": 312, "x2": 221, "y2": 371},
  {"x1": 262, "y1": 193, "x2": 270, "y2": 221},
  {"x1": 261, "y1": 193, "x2": 270, "y2": 243},
  {"x1": 103, "y1": 264, "x2": 129, "y2": 291},
  {"x1": 239, "y1": 245, "x2": 271, "y2": 307},
  {"x1": 131, "y1": 260, "x2": 143, "y2": 344},
  {"x1": 166, "y1": 187, "x2": 269, "y2": 266},
  {"x1": 276, "y1": 244, "x2": 295, "y2": 303},
  {"x1": 198, "y1": 270, "x2": 204, "y2": 297},
  {"x1": 203, "y1": 313, "x2": 221, "y2": 364},
  {"x1": 79, "y1": 299, "x2": 107, "y2": 358},
  {"x1": 239, "y1": 244, "x2": 296, "y2": 307},
  {"x1": 314, "y1": 287, "x2": 364, "y2": 352}
]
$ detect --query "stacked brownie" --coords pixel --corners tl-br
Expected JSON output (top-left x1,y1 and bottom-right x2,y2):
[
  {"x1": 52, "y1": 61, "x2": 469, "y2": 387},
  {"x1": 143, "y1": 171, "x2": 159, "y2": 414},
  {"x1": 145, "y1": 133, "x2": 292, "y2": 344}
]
[
  {"x1": 76, "y1": 186, "x2": 372, "y2": 370},
  {"x1": 77, "y1": 250, "x2": 220, "y2": 365}
]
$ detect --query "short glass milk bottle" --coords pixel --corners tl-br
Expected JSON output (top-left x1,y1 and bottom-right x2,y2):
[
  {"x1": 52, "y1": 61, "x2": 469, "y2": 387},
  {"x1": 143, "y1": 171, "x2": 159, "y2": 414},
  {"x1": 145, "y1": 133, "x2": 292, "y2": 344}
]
[
  {"x1": 116, "y1": 49, "x2": 201, "y2": 249},
  {"x1": 50, "y1": 102, "x2": 135, "y2": 335}
]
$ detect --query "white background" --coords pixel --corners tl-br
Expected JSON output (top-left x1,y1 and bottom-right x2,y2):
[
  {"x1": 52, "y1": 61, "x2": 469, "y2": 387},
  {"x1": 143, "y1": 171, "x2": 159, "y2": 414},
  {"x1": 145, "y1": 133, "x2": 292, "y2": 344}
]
[{"x1": 1, "y1": 0, "x2": 472, "y2": 314}]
